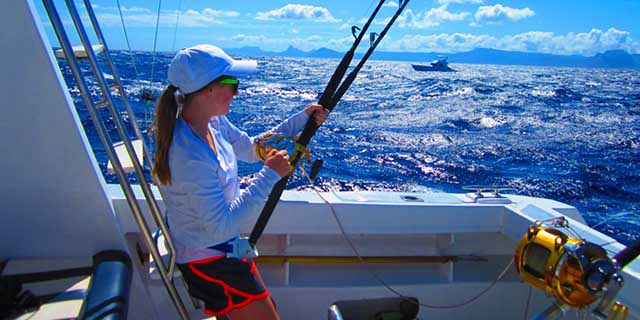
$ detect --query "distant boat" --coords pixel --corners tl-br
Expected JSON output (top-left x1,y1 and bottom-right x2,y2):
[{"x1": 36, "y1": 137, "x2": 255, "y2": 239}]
[{"x1": 412, "y1": 56, "x2": 456, "y2": 72}]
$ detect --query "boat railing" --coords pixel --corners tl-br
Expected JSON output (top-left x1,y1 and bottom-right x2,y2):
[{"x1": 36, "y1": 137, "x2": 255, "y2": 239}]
[{"x1": 41, "y1": 0, "x2": 190, "y2": 318}]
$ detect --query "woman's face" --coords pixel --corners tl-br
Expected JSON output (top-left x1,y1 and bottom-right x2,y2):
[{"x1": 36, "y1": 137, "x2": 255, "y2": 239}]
[{"x1": 207, "y1": 77, "x2": 238, "y2": 115}]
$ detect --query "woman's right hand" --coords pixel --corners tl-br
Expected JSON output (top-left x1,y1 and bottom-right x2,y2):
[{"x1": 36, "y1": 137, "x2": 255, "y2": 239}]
[{"x1": 264, "y1": 149, "x2": 290, "y2": 177}]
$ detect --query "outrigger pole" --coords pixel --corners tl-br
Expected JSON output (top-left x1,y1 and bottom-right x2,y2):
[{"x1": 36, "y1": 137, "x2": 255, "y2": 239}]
[{"x1": 250, "y1": 0, "x2": 411, "y2": 246}]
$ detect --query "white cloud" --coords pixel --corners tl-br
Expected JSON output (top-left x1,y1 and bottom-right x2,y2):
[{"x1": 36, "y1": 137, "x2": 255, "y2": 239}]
[
  {"x1": 384, "y1": 33, "x2": 496, "y2": 52},
  {"x1": 179, "y1": 9, "x2": 240, "y2": 27},
  {"x1": 256, "y1": 4, "x2": 340, "y2": 23},
  {"x1": 230, "y1": 34, "x2": 269, "y2": 43},
  {"x1": 382, "y1": 28, "x2": 638, "y2": 55},
  {"x1": 395, "y1": 5, "x2": 469, "y2": 29},
  {"x1": 383, "y1": 1, "x2": 399, "y2": 7},
  {"x1": 496, "y1": 28, "x2": 637, "y2": 56},
  {"x1": 438, "y1": 0, "x2": 483, "y2": 4},
  {"x1": 226, "y1": 33, "x2": 352, "y2": 51},
  {"x1": 89, "y1": 5, "x2": 151, "y2": 13},
  {"x1": 475, "y1": 4, "x2": 534, "y2": 23},
  {"x1": 95, "y1": 8, "x2": 239, "y2": 28},
  {"x1": 120, "y1": 6, "x2": 151, "y2": 13},
  {"x1": 324, "y1": 36, "x2": 355, "y2": 50}
]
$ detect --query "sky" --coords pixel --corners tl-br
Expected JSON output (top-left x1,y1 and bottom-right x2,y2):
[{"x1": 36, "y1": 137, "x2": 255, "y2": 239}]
[{"x1": 36, "y1": 0, "x2": 640, "y2": 56}]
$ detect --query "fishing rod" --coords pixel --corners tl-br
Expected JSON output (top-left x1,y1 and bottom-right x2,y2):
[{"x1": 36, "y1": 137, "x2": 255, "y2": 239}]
[
  {"x1": 613, "y1": 237, "x2": 640, "y2": 268},
  {"x1": 315, "y1": 0, "x2": 387, "y2": 115},
  {"x1": 328, "y1": 0, "x2": 411, "y2": 111},
  {"x1": 248, "y1": 0, "x2": 410, "y2": 247}
]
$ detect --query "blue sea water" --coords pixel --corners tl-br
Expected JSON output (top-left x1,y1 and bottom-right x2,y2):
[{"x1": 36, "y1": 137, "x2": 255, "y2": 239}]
[{"x1": 57, "y1": 51, "x2": 640, "y2": 246}]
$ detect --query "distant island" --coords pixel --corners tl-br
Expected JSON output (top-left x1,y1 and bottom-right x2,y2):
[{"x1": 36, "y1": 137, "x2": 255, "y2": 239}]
[{"x1": 224, "y1": 46, "x2": 640, "y2": 69}]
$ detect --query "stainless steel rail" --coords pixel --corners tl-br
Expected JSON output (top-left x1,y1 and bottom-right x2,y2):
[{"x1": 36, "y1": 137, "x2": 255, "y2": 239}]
[
  {"x1": 79, "y1": 0, "x2": 180, "y2": 280},
  {"x1": 41, "y1": 0, "x2": 189, "y2": 318}
]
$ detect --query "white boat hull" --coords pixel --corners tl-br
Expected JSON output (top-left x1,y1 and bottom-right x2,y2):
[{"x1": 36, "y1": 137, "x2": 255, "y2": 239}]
[{"x1": 1, "y1": 1, "x2": 638, "y2": 319}]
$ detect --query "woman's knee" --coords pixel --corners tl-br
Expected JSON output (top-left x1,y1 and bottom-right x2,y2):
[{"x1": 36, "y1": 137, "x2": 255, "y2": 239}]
[{"x1": 226, "y1": 297, "x2": 279, "y2": 320}]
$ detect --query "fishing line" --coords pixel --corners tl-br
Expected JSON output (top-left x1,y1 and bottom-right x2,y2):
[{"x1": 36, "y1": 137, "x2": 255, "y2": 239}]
[
  {"x1": 249, "y1": 0, "x2": 396, "y2": 247},
  {"x1": 300, "y1": 170, "x2": 514, "y2": 309},
  {"x1": 592, "y1": 211, "x2": 634, "y2": 229},
  {"x1": 591, "y1": 212, "x2": 635, "y2": 256},
  {"x1": 523, "y1": 286, "x2": 532, "y2": 320}
]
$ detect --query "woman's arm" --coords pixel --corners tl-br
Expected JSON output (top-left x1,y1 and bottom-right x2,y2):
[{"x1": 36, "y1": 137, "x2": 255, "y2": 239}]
[{"x1": 177, "y1": 159, "x2": 281, "y2": 248}]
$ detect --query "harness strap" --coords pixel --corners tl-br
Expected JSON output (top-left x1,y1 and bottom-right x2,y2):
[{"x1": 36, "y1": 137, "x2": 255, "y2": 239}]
[{"x1": 209, "y1": 239, "x2": 235, "y2": 253}]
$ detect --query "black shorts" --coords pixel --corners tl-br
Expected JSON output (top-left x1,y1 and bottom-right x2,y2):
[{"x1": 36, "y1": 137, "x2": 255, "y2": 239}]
[{"x1": 178, "y1": 255, "x2": 269, "y2": 316}]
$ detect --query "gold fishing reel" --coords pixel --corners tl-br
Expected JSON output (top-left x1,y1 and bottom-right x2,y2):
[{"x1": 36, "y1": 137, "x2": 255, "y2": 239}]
[
  {"x1": 255, "y1": 132, "x2": 322, "y2": 178},
  {"x1": 515, "y1": 217, "x2": 623, "y2": 309},
  {"x1": 255, "y1": 133, "x2": 307, "y2": 162}
]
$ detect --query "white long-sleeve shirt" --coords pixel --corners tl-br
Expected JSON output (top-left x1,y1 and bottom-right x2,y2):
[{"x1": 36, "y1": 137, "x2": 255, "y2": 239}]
[{"x1": 160, "y1": 111, "x2": 309, "y2": 263}]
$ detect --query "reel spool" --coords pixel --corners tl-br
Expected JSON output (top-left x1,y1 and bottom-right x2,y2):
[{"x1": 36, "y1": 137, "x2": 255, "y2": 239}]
[
  {"x1": 255, "y1": 132, "x2": 309, "y2": 162},
  {"x1": 514, "y1": 217, "x2": 621, "y2": 309}
]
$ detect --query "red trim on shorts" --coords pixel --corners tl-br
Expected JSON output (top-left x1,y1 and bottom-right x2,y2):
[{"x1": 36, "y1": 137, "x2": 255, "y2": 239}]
[{"x1": 188, "y1": 261, "x2": 269, "y2": 316}]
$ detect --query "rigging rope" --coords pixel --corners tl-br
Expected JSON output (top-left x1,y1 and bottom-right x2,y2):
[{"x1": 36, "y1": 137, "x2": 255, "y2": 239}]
[
  {"x1": 171, "y1": 0, "x2": 183, "y2": 52},
  {"x1": 115, "y1": 0, "x2": 156, "y2": 131},
  {"x1": 149, "y1": 0, "x2": 163, "y2": 87},
  {"x1": 300, "y1": 170, "x2": 515, "y2": 310},
  {"x1": 115, "y1": 0, "x2": 140, "y2": 80}
]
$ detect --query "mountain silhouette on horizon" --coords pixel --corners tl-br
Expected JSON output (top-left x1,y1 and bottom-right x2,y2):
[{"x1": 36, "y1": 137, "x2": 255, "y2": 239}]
[{"x1": 224, "y1": 46, "x2": 640, "y2": 69}]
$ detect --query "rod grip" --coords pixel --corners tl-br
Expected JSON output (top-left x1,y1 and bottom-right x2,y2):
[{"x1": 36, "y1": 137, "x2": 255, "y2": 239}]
[{"x1": 613, "y1": 239, "x2": 640, "y2": 268}]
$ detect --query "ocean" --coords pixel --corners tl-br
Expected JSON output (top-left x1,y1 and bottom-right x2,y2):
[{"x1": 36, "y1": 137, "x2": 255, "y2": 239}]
[{"x1": 57, "y1": 50, "x2": 640, "y2": 246}]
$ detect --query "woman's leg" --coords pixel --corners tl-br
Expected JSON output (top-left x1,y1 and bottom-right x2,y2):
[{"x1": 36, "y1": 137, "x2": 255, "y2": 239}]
[
  {"x1": 225, "y1": 296, "x2": 279, "y2": 320},
  {"x1": 226, "y1": 266, "x2": 279, "y2": 320}
]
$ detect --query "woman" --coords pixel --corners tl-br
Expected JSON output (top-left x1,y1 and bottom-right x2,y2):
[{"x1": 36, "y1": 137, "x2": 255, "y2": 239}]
[{"x1": 153, "y1": 44, "x2": 327, "y2": 319}]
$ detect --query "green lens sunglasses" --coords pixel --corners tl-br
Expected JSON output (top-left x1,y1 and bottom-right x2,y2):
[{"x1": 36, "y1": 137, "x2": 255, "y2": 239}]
[{"x1": 218, "y1": 78, "x2": 239, "y2": 93}]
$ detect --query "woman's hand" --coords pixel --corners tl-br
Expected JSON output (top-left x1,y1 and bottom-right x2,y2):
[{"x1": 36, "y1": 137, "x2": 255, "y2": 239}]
[
  {"x1": 304, "y1": 104, "x2": 329, "y2": 126},
  {"x1": 264, "y1": 149, "x2": 290, "y2": 177}
]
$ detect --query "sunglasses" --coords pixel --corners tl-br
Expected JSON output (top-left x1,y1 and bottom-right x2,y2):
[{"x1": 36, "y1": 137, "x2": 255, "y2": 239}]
[{"x1": 218, "y1": 78, "x2": 239, "y2": 93}]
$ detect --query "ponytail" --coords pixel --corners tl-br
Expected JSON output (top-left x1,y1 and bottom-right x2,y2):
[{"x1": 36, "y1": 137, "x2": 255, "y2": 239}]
[{"x1": 153, "y1": 85, "x2": 179, "y2": 185}]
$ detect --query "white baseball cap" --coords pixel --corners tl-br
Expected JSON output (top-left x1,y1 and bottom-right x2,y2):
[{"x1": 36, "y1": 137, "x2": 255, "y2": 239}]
[{"x1": 168, "y1": 44, "x2": 258, "y2": 94}]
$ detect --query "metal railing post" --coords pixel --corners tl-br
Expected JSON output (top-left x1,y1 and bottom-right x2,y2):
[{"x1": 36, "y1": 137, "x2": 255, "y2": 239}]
[
  {"x1": 42, "y1": 0, "x2": 190, "y2": 318},
  {"x1": 79, "y1": 0, "x2": 181, "y2": 281}
]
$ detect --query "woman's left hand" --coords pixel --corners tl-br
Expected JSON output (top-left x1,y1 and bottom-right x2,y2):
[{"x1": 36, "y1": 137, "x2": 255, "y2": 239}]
[{"x1": 304, "y1": 104, "x2": 329, "y2": 126}]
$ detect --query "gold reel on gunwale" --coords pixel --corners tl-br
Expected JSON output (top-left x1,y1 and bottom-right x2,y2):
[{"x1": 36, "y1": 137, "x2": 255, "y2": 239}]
[{"x1": 514, "y1": 217, "x2": 620, "y2": 309}]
